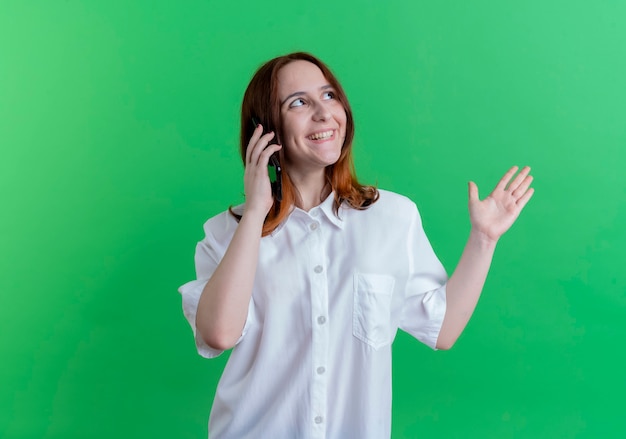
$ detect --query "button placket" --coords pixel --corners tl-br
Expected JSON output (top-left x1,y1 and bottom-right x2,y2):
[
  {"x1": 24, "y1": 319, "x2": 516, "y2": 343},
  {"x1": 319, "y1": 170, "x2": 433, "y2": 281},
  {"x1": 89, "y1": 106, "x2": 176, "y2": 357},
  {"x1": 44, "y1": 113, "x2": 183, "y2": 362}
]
[{"x1": 308, "y1": 220, "x2": 329, "y2": 438}]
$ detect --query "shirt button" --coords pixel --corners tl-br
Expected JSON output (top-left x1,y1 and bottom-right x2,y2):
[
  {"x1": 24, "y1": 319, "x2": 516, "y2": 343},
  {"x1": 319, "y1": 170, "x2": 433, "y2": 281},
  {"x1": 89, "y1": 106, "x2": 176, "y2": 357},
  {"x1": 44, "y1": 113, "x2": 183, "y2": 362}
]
[
  {"x1": 314, "y1": 265, "x2": 323, "y2": 274},
  {"x1": 317, "y1": 366, "x2": 326, "y2": 375},
  {"x1": 314, "y1": 416, "x2": 323, "y2": 424},
  {"x1": 309, "y1": 222, "x2": 319, "y2": 231},
  {"x1": 317, "y1": 316, "x2": 326, "y2": 325},
  {"x1": 311, "y1": 209, "x2": 319, "y2": 217}
]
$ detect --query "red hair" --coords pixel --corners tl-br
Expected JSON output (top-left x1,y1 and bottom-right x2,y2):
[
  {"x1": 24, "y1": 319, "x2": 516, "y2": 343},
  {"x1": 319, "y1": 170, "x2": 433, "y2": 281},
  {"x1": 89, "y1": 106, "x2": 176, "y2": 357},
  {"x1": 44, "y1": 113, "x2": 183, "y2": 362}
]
[{"x1": 233, "y1": 52, "x2": 378, "y2": 236}]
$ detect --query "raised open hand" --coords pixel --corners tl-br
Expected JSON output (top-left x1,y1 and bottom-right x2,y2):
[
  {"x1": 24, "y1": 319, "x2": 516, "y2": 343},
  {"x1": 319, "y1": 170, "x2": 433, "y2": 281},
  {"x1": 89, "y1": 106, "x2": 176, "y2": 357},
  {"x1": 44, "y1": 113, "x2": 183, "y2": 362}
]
[{"x1": 468, "y1": 166, "x2": 534, "y2": 243}]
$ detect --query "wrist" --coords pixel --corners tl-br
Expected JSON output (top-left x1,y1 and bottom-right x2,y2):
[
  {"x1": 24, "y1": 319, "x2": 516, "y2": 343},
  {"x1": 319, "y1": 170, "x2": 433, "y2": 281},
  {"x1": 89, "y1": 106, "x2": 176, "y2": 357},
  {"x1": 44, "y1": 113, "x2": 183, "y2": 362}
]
[
  {"x1": 240, "y1": 205, "x2": 268, "y2": 227},
  {"x1": 467, "y1": 228, "x2": 498, "y2": 251}
]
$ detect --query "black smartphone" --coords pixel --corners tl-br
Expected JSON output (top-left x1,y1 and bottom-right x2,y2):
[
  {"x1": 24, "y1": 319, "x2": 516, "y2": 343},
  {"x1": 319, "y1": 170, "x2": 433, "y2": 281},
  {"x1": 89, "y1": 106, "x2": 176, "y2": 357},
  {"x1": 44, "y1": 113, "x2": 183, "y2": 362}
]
[{"x1": 251, "y1": 117, "x2": 282, "y2": 202}]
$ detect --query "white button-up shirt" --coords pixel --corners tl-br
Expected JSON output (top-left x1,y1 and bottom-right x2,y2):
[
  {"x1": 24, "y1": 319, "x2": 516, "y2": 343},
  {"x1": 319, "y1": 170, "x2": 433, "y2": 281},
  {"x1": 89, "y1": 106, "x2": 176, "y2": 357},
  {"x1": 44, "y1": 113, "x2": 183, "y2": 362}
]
[{"x1": 179, "y1": 190, "x2": 447, "y2": 439}]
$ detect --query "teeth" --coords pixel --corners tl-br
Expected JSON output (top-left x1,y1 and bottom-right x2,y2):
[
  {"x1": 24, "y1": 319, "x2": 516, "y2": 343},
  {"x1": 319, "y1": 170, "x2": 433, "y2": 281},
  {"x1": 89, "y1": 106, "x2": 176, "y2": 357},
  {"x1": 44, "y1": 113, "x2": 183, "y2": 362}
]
[{"x1": 308, "y1": 130, "x2": 333, "y2": 140}]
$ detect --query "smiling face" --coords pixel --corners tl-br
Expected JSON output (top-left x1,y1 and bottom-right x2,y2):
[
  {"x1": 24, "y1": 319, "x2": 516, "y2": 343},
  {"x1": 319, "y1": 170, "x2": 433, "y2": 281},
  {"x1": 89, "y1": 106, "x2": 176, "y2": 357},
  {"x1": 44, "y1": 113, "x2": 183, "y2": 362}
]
[{"x1": 277, "y1": 60, "x2": 347, "y2": 182}]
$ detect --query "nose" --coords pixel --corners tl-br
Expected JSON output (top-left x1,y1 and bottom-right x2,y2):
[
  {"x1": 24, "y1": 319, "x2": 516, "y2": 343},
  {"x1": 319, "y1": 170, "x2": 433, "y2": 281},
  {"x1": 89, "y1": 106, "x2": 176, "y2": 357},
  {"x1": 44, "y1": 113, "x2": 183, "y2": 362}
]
[{"x1": 312, "y1": 101, "x2": 331, "y2": 121}]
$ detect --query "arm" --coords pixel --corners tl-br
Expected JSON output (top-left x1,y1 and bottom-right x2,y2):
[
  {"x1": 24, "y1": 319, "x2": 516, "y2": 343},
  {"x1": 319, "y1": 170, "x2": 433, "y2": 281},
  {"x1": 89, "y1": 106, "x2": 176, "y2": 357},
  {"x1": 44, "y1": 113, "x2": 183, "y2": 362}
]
[
  {"x1": 436, "y1": 166, "x2": 534, "y2": 350},
  {"x1": 195, "y1": 125, "x2": 281, "y2": 351}
]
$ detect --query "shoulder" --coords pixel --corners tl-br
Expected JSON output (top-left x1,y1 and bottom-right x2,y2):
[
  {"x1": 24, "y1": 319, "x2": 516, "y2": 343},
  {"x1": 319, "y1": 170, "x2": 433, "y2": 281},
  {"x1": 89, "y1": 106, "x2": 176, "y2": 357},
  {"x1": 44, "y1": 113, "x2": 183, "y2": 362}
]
[
  {"x1": 344, "y1": 189, "x2": 421, "y2": 227},
  {"x1": 374, "y1": 189, "x2": 417, "y2": 211},
  {"x1": 201, "y1": 204, "x2": 243, "y2": 244},
  {"x1": 362, "y1": 189, "x2": 419, "y2": 218}
]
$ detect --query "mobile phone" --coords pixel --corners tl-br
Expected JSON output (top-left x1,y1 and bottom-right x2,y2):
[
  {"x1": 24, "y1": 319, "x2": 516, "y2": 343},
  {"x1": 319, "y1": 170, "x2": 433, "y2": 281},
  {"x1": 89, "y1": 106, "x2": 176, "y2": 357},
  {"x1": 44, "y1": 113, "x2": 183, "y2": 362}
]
[{"x1": 251, "y1": 117, "x2": 282, "y2": 202}]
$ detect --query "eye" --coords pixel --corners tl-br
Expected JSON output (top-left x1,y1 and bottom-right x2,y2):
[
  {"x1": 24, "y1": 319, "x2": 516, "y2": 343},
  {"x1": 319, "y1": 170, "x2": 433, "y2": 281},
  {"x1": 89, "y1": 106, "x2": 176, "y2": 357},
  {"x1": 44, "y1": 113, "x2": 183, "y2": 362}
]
[
  {"x1": 322, "y1": 91, "x2": 336, "y2": 100},
  {"x1": 289, "y1": 98, "x2": 306, "y2": 108}
]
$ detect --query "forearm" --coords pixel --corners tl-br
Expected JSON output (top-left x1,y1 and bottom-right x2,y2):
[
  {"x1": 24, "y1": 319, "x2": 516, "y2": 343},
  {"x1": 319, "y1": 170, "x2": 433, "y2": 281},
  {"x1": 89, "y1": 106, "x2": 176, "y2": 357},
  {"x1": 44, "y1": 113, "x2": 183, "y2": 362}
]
[
  {"x1": 196, "y1": 210, "x2": 266, "y2": 350},
  {"x1": 436, "y1": 230, "x2": 497, "y2": 349}
]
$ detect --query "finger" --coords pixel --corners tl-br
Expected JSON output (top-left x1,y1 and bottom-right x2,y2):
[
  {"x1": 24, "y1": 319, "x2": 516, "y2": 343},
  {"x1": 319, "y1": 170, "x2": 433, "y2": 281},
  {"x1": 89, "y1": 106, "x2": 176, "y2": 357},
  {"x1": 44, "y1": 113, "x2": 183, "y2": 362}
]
[
  {"x1": 249, "y1": 131, "x2": 276, "y2": 167},
  {"x1": 512, "y1": 174, "x2": 533, "y2": 199},
  {"x1": 245, "y1": 124, "x2": 264, "y2": 165},
  {"x1": 506, "y1": 166, "x2": 531, "y2": 193},
  {"x1": 516, "y1": 187, "x2": 535, "y2": 210},
  {"x1": 468, "y1": 181, "x2": 479, "y2": 203},
  {"x1": 248, "y1": 144, "x2": 282, "y2": 181},
  {"x1": 494, "y1": 166, "x2": 519, "y2": 192},
  {"x1": 258, "y1": 143, "x2": 282, "y2": 167}
]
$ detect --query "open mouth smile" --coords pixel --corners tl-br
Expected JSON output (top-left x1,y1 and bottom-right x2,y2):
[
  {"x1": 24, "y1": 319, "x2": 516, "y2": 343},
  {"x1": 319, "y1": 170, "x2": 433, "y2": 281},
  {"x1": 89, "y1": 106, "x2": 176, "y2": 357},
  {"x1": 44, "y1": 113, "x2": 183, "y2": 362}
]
[{"x1": 307, "y1": 130, "x2": 334, "y2": 141}]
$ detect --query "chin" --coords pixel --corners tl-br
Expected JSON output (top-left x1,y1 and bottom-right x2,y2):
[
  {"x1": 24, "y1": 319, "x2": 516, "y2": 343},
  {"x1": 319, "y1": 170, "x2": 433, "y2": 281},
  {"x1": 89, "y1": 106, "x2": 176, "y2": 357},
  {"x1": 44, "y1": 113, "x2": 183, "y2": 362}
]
[{"x1": 322, "y1": 151, "x2": 342, "y2": 167}]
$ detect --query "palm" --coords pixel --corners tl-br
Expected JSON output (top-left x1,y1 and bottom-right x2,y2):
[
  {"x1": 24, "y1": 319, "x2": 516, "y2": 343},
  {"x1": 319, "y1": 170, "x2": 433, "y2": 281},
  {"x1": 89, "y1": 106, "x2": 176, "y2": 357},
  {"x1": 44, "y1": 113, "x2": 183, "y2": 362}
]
[{"x1": 469, "y1": 166, "x2": 534, "y2": 242}]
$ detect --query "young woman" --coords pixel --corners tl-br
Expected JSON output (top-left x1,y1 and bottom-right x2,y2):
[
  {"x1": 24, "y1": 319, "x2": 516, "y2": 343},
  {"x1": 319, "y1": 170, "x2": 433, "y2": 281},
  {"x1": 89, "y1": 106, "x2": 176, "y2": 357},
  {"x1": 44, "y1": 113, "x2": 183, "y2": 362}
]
[{"x1": 179, "y1": 52, "x2": 534, "y2": 439}]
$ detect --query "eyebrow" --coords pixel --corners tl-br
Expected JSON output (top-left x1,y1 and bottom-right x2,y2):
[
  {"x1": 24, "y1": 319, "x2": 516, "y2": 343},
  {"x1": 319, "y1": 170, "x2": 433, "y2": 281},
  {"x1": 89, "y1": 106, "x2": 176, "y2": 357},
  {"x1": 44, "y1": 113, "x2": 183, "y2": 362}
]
[{"x1": 280, "y1": 84, "x2": 333, "y2": 106}]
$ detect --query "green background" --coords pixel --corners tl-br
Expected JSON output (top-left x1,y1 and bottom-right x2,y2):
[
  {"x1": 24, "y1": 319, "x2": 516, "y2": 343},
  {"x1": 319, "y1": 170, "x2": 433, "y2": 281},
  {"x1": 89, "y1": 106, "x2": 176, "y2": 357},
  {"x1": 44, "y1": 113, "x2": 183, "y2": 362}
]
[{"x1": 1, "y1": 0, "x2": 625, "y2": 438}]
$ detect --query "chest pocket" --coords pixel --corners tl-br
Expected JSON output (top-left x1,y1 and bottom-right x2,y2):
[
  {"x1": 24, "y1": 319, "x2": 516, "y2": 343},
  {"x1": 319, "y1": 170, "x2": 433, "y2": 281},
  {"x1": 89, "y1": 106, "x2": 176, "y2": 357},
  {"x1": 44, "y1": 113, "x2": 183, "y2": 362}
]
[{"x1": 352, "y1": 272, "x2": 395, "y2": 349}]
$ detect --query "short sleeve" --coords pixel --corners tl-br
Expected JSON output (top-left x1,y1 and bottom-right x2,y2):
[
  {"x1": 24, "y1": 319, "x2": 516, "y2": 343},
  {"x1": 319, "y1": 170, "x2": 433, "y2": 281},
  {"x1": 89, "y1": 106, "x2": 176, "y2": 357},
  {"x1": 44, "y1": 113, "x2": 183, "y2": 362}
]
[
  {"x1": 178, "y1": 227, "x2": 254, "y2": 358},
  {"x1": 399, "y1": 203, "x2": 448, "y2": 350}
]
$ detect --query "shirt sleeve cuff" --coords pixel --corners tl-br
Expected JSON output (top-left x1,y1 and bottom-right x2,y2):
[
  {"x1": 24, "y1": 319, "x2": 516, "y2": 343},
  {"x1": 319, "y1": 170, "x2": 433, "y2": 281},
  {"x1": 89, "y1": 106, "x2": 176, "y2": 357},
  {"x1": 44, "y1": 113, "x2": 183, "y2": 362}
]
[
  {"x1": 178, "y1": 279, "x2": 253, "y2": 358},
  {"x1": 400, "y1": 284, "x2": 447, "y2": 350}
]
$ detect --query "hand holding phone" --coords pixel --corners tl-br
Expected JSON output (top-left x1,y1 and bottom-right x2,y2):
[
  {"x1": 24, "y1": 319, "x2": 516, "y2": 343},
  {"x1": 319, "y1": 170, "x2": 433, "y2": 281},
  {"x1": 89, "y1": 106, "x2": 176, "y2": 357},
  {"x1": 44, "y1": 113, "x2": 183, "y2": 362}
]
[{"x1": 251, "y1": 117, "x2": 282, "y2": 202}]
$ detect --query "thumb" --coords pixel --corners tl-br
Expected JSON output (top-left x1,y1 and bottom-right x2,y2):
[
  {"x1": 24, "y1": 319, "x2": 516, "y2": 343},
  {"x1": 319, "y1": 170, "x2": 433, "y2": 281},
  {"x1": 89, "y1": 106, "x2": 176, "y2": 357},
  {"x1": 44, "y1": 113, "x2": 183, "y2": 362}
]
[{"x1": 468, "y1": 181, "x2": 479, "y2": 203}]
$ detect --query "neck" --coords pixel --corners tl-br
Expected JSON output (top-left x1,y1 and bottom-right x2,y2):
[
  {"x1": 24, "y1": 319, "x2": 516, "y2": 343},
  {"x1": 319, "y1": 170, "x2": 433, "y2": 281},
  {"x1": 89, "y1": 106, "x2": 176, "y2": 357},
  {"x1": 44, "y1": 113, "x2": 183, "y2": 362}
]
[{"x1": 289, "y1": 169, "x2": 330, "y2": 211}]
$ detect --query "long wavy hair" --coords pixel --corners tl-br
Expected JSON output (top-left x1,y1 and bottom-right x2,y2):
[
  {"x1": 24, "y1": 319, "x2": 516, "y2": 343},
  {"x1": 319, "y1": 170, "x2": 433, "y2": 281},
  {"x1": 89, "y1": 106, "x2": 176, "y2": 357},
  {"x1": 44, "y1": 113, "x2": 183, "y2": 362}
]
[{"x1": 233, "y1": 52, "x2": 379, "y2": 236}]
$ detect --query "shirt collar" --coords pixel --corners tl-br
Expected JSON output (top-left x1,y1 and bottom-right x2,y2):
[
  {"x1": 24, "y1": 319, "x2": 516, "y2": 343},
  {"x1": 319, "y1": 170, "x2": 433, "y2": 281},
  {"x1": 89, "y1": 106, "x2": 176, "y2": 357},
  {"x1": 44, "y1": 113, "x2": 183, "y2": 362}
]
[
  {"x1": 314, "y1": 191, "x2": 346, "y2": 229},
  {"x1": 271, "y1": 191, "x2": 345, "y2": 236}
]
